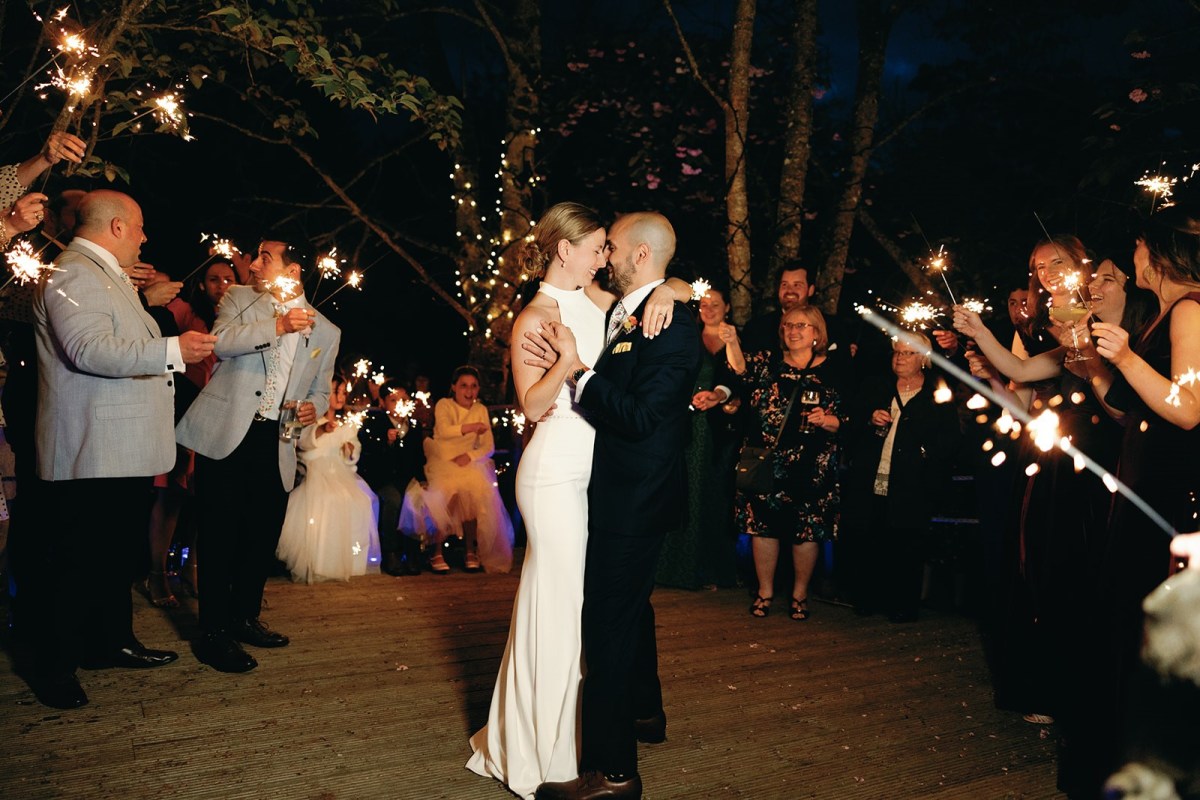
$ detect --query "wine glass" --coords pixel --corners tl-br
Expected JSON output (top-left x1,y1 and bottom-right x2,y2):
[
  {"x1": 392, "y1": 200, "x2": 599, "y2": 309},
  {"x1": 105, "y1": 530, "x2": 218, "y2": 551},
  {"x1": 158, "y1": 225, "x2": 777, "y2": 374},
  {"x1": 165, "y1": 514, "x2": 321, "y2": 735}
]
[
  {"x1": 797, "y1": 388, "x2": 821, "y2": 432},
  {"x1": 1048, "y1": 297, "x2": 1091, "y2": 363}
]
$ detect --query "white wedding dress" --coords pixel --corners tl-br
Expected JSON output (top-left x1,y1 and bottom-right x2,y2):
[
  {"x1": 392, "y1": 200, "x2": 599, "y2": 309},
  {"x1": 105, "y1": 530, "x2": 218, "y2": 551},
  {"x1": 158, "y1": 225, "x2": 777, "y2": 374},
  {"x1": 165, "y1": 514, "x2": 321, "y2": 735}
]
[{"x1": 466, "y1": 282, "x2": 604, "y2": 799}]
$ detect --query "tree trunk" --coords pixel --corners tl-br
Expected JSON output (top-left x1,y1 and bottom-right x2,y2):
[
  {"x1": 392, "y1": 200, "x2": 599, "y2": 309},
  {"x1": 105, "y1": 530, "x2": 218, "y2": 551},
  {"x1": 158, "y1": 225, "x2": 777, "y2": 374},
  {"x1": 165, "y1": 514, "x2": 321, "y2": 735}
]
[
  {"x1": 725, "y1": 0, "x2": 756, "y2": 325},
  {"x1": 817, "y1": 0, "x2": 896, "y2": 315},
  {"x1": 767, "y1": 0, "x2": 818, "y2": 292},
  {"x1": 464, "y1": 0, "x2": 541, "y2": 401}
]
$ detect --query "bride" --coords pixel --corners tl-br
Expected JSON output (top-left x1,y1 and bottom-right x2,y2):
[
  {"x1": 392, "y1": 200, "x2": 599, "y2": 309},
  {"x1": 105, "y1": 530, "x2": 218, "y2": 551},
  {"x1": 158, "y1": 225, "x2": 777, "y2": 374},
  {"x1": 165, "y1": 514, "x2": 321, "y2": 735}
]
[{"x1": 466, "y1": 202, "x2": 686, "y2": 799}]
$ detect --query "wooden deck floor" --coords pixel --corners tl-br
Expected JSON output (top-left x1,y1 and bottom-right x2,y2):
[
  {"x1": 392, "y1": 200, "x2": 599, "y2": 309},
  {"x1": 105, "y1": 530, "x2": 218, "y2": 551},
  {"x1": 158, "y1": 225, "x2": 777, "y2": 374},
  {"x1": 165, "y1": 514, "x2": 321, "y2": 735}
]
[{"x1": 0, "y1": 554, "x2": 1063, "y2": 800}]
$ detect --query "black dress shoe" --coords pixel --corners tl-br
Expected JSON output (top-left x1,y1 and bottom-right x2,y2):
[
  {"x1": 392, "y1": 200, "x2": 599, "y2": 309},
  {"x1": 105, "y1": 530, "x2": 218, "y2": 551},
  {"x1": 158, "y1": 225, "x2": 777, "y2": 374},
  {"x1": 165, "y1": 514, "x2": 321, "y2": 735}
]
[
  {"x1": 81, "y1": 642, "x2": 179, "y2": 670},
  {"x1": 633, "y1": 711, "x2": 666, "y2": 743},
  {"x1": 535, "y1": 770, "x2": 642, "y2": 800},
  {"x1": 195, "y1": 632, "x2": 258, "y2": 673},
  {"x1": 231, "y1": 618, "x2": 289, "y2": 648},
  {"x1": 381, "y1": 552, "x2": 406, "y2": 577},
  {"x1": 32, "y1": 673, "x2": 89, "y2": 709}
]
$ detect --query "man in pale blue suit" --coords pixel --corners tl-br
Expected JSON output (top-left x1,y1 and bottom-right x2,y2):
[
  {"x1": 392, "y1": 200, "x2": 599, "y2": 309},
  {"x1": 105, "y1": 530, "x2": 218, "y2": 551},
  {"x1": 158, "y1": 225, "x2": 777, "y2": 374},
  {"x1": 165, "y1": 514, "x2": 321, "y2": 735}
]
[
  {"x1": 19, "y1": 190, "x2": 217, "y2": 709},
  {"x1": 176, "y1": 236, "x2": 340, "y2": 673}
]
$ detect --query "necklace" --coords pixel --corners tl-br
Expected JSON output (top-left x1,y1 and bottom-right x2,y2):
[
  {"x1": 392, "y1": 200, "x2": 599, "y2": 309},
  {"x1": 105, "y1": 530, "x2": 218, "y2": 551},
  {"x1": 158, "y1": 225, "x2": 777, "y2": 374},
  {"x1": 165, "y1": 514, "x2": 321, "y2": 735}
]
[{"x1": 897, "y1": 376, "x2": 923, "y2": 392}]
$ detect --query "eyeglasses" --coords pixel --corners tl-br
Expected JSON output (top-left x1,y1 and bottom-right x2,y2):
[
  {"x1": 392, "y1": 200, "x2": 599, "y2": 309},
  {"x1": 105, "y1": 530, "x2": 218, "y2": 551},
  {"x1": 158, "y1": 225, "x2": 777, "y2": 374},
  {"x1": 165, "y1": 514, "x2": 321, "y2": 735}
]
[
  {"x1": 893, "y1": 351, "x2": 921, "y2": 358},
  {"x1": 781, "y1": 322, "x2": 813, "y2": 331}
]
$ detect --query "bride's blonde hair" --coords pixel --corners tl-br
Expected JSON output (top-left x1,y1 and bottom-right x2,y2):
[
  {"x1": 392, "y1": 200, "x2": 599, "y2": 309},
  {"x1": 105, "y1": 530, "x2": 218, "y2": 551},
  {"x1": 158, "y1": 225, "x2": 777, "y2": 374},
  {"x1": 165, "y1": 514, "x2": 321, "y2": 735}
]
[{"x1": 518, "y1": 202, "x2": 605, "y2": 278}]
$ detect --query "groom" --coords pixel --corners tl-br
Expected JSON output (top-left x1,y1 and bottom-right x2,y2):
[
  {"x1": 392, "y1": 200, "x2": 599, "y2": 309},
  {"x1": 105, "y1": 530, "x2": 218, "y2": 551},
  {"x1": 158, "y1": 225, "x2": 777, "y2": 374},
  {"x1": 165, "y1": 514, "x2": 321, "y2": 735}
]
[{"x1": 537, "y1": 211, "x2": 700, "y2": 800}]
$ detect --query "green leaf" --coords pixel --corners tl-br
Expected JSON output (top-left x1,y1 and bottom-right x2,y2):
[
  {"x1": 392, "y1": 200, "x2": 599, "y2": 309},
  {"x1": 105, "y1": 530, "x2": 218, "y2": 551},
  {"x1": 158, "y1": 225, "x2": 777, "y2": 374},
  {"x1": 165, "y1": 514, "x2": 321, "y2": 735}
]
[{"x1": 272, "y1": 35, "x2": 295, "y2": 47}]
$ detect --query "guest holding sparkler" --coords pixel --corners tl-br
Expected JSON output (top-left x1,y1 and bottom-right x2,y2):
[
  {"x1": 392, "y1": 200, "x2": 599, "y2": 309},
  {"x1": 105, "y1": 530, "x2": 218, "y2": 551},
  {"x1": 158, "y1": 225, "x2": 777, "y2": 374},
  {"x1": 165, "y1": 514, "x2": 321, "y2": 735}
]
[
  {"x1": 727, "y1": 306, "x2": 841, "y2": 621},
  {"x1": 420, "y1": 365, "x2": 514, "y2": 574},
  {"x1": 277, "y1": 375, "x2": 381, "y2": 583},
  {"x1": 842, "y1": 332, "x2": 960, "y2": 622},
  {"x1": 1084, "y1": 200, "x2": 1200, "y2": 793},
  {"x1": 176, "y1": 235, "x2": 340, "y2": 673},
  {"x1": 0, "y1": 131, "x2": 84, "y2": 250},
  {"x1": 358, "y1": 379, "x2": 426, "y2": 576},
  {"x1": 950, "y1": 237, "x2": 1123, "y2": 730},
  {"x1": 16, "y1": 190, "x2": 216, "y2": 709}
]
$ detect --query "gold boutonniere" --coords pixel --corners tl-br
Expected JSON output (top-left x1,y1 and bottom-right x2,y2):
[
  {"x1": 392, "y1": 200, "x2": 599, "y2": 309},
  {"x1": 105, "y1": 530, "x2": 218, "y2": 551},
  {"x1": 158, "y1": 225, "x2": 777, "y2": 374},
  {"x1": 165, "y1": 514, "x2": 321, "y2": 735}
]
[
  {"x1": 310, "y1": 347, "x2": 323, "y2": 359},
  {"x1": 621, "y1": 314, "x2": 639, "y2": 335}
]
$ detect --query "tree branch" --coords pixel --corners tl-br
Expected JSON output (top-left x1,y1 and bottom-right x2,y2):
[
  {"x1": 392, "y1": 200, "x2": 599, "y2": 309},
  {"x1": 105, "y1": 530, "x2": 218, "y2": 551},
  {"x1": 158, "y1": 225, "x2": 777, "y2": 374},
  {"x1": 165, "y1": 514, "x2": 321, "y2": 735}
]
[{"x1": 661, "y1": 0, "x2": 729, "y2": 111}]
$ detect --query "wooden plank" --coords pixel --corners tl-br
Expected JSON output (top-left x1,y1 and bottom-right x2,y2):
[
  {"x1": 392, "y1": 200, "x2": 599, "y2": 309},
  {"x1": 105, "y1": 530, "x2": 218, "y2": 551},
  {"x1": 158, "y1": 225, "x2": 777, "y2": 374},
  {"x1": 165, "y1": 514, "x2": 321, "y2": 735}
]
[{"x1": 0, "y1": 556, "x2": 1062, "y2": 799}]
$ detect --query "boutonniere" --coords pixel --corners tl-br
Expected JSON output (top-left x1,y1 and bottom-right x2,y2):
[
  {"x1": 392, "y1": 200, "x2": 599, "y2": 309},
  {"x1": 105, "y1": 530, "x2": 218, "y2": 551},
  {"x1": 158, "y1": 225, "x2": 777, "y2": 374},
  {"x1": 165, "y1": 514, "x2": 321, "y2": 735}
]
[
  {"x1": 622, "y1": 314, "x2": 639, "y2": 335},
  {"x1": 310, "y1": 347, "x2": 322, "y2": 359}
]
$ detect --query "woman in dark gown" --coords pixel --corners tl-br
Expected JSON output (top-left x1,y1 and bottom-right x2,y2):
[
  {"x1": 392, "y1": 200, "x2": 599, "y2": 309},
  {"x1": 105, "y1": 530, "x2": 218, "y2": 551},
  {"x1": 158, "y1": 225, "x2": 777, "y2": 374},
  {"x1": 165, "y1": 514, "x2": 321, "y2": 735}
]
[
  {"x1": 656, "y1": 285, "x2": 740, "y2": 590},
  {"x1": 1086, "y1": 202, "x2": 1200, "y2": 795}
]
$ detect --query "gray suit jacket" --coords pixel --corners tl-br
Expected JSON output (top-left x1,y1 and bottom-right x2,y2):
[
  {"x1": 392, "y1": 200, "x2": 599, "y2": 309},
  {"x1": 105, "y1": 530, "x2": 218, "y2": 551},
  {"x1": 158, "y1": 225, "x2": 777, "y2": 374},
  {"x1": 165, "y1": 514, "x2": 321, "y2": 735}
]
[
  {"x1": 175, "y1": 284, "x2": 340, "y2": 491},
  {"x1": 33, "y1": 242, "x2": 176, "y2": 480}
]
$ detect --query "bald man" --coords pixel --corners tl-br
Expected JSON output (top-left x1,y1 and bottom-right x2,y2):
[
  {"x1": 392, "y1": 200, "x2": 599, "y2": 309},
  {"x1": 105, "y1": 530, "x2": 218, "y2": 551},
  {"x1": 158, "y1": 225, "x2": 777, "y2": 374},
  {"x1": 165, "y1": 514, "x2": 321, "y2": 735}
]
[
  {"x1": 537, "y1": 212, "x2": 701, "y2": 800},
  {"x1": 17, "y1": 190, "x2": 216, "y2": 709}
]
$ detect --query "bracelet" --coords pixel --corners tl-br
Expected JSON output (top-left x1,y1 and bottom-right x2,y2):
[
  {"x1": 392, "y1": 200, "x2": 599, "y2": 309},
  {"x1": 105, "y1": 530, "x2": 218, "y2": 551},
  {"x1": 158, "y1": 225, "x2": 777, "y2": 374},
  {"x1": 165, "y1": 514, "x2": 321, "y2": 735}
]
[{"x1": 0, "y1": 214, "x2": 10, "y2": 251}]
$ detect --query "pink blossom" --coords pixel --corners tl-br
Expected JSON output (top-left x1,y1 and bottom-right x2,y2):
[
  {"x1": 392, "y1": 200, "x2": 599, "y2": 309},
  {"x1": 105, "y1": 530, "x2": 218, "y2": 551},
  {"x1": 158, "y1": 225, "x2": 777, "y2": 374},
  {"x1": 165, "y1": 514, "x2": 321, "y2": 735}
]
[
  {"x1": 1110, "y1": 124, "x2": 1121, "y2": 131},
  {"x1": 687, "y1": 148, "x2": 702, "y2": 157},
  {"x1": 681, "y1": 164, "x2": 702, "y2": 176},
  {"x1": 1129, "y1": 88, "x2": 1148, "y2": 103},
  {"x1": 646, "y1": 173, "x2": 661, "y2": 189},
  {"x1": 1130, "y1": 50, "x2": 1151, "y2": 59},
  {"x1": 812, "y1": 87, "x2": 827, "y2": 100}
]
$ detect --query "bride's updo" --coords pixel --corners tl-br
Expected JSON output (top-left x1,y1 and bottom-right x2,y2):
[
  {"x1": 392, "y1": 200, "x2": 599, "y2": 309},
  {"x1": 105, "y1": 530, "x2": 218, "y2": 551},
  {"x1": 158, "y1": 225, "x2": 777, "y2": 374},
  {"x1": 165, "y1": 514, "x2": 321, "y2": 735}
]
[{"x1": 518, "y1": 201, "x2": 605, "y2": 279}]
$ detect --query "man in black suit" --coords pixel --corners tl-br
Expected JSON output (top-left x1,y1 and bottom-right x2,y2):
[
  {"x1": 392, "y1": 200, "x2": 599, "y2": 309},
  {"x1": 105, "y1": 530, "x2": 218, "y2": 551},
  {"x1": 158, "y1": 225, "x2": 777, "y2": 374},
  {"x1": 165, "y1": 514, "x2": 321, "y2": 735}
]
[{"x1": 536, "y1": 212, "x2": 700, "y2": 800}]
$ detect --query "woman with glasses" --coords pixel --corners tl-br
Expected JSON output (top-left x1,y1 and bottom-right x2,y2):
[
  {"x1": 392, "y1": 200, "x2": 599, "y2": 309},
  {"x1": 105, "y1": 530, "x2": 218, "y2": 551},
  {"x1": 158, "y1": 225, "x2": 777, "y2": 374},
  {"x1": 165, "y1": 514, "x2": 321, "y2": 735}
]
[
  {"x1": 842, "y1": 332, "x2": 960, "y2": 622},
  {"x1": 726, "y1": 306, "x2": 841, "y2": 621}
]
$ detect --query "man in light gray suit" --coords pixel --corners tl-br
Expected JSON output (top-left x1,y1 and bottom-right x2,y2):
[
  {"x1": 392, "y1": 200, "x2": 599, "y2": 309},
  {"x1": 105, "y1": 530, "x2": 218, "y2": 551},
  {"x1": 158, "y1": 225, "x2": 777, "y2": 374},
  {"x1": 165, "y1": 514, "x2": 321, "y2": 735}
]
[
  {"x1": 176, "y1": 236, "x2": 340, "y2": 673},
  {"x1": 20, "y1": 190, "x2": 216, "y2": 709}
]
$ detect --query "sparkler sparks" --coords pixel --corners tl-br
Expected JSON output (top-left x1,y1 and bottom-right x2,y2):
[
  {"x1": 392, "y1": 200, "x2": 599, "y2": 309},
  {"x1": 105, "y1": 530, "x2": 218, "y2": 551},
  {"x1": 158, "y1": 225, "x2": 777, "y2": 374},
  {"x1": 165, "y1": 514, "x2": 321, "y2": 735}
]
[
  {"x1": 353, "y1": 359, "x2": 371, "y2": 379},
  {"x1": 898, "y1": 301, "x2": 942, "y2": 331},
  {"x1": 961, "y1": 298, "x2": 991, "y2": 315},
  {"x1": 317, "y1": 248, "x2": 343, "y2": 279},
  {"x1": 690, "y1": 278, "x2": 711, "y2": 301},
  {"x1": 4, "y1": 240, "x2": 54, "y2": 286},
  {"x1": 270, "y1": 275, "x2": 301, "y2": 300},
  {"x1": 924, "y1": 245, "x2": 959, "y2": 306}
]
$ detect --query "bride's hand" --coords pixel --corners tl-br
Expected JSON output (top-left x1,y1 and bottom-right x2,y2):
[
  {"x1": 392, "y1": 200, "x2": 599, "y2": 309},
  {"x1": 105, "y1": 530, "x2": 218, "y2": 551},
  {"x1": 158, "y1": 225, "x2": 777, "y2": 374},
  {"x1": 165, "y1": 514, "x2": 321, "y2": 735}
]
[
  {"x1": 642, "y1": 285, "x2": 676, "y2": 338},
  {"x1": 522, "y1": 328, "x2": 559, "y2": 369}
]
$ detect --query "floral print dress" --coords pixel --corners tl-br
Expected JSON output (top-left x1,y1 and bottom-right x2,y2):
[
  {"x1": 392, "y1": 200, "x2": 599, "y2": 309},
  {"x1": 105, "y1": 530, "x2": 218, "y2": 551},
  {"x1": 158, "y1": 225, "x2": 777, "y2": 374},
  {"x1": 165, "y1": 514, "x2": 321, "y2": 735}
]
[{"x1": 735, "y1": 351, "x2": 840, "y2": 544}]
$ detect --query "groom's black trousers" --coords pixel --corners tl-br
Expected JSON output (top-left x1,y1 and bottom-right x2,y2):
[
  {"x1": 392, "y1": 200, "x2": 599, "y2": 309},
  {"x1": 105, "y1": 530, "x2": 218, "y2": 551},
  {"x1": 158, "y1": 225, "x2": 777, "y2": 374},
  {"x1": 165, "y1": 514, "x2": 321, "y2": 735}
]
[{"x1": 579, "y1": 525, "x2": 667, "y2": 776}]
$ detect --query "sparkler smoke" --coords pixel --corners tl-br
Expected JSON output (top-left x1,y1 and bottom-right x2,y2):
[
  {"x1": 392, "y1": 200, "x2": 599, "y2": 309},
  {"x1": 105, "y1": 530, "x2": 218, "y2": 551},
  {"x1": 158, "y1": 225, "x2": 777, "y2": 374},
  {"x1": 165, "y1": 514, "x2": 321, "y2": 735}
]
[{"x1": 856, "y1": 305, "x2": 1176, "y2": 538}]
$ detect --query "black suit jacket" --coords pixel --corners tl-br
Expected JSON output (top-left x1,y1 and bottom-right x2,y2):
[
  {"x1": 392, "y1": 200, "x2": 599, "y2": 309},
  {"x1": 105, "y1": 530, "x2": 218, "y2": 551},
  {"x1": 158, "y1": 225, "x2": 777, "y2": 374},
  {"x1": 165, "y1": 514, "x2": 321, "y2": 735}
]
[{"x1": 580, "y1": 297, "x2": 701, "y2": 535}]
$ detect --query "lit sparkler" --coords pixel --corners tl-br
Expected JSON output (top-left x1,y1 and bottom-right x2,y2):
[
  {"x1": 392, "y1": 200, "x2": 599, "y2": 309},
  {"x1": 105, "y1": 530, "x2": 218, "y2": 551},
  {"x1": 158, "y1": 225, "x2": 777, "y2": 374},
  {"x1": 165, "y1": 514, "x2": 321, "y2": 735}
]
[
  {"x1": 181, "y1": 232, "x2": 241, "y2": 283},
  {"x1": 924, "y1": 245, "x2": 959, "y2": 306},
  {"x1": 353, "y1": 359, "x2": 371, "y2": 379},
  {"x1": 690, "y1": 278, "x2": 711, "y2": 301},
  {"x1": 858, "y1": 304, "x2": 1177, "y2": 538},
  {"x1": 961, "y1": 298, "x2": 991, "y2": 315},
  {"x1": 898, "y1": 301, "x2": 942, "y2": 331},
  {"x1": 1, "y1": 240, "x2": 56, "y2": 293},
  {"x1": 315, "y1": 269, "x2": 364, "y2": 308},
  {"x1": 1136, "y1": 171, "x2": 1177, "y2": 212}
]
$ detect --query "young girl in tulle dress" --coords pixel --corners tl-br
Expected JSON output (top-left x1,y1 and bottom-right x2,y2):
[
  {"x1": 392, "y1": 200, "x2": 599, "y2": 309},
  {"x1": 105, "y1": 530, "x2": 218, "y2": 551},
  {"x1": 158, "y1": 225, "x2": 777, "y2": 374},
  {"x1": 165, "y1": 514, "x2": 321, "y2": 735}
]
[{"x1": 277, "y1": 376, "x2": 381, "y2": 583}]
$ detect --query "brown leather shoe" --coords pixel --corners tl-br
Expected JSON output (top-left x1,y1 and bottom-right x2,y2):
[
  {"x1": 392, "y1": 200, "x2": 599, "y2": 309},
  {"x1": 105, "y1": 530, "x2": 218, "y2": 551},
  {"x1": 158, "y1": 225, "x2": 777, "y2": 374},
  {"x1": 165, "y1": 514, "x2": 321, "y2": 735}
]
[
  {"x1": 535, "y1": 770, "x2": 642, "y2": 800},
  {"x1": 633, "y1": 710, "x2": 666, "y2": 743}
]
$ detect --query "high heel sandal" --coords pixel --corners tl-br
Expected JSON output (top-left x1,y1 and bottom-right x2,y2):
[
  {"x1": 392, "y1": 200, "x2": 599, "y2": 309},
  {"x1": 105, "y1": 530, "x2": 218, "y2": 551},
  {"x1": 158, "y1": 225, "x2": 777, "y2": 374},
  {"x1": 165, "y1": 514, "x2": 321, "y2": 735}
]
[
  {"x1": 789, "y1": 597, "x2": 809, "y2": 621},
  {"x1": 749, "y1": 595, "x2": 773, "y2": 618},
  {"x1": 146, "y1": 570, "x2": 179, "y2": 609}
]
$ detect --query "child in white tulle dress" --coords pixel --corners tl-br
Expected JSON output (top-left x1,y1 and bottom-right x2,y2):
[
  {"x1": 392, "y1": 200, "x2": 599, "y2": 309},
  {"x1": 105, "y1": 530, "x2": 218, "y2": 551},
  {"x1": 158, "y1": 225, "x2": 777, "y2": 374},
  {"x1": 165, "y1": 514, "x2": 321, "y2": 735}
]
[{"x1": 277, "y1": 378, "x2": 381, "y2": 583}]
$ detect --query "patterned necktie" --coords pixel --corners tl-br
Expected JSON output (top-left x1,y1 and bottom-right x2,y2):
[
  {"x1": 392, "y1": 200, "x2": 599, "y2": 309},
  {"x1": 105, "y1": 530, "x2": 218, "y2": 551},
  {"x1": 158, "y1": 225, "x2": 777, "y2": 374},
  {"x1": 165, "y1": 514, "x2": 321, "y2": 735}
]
[
  {"x1": 257, "y1": 303, "x2": 286, "y2": 416},
  {"x1": 606, "y1": 300, "x2": 627, "y2": 345}
]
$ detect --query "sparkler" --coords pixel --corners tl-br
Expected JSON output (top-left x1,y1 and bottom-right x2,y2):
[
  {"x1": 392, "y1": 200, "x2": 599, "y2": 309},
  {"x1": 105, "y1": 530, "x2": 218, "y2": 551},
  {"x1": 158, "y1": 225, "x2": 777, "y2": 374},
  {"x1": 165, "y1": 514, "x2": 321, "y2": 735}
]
[
  {"x1": 924, "y1": 245, "x2": 958, "y2": 306},
  {"x1": 1, "y1": 240, "x2": 56, "y2": 293},
  {"x1": 897, "y1": 301, "x2": 942, "y2": 331},
  {"x1": 0, "y1": 15, "x2": 98, "y2": 109},
  {"x1": 690, "y1": 278, "x2": 711, "y2": 301},
  {"x1": 315, "y1": 270, "x2": 363, "y2": 308},
  {"x1": 311, "y1": 247, "x2": 343, "y2": 298},
  {"x1": 857, "y1": 305, "x2": 1177, "y2": 538},
  {"x1": 353, "y1": 359, "x2": 371, "y2": 379},
  {"x1": 180, "y1": 233, "x2": 241, "y2": 284}
]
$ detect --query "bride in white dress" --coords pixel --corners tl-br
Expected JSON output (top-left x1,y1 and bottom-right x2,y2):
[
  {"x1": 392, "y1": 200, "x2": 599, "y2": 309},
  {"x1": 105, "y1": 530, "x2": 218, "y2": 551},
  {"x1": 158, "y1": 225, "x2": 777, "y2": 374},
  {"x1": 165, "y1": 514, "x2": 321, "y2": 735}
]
[{"x1": 466, "y1": 203, "x2": 688, "y2": 799}]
